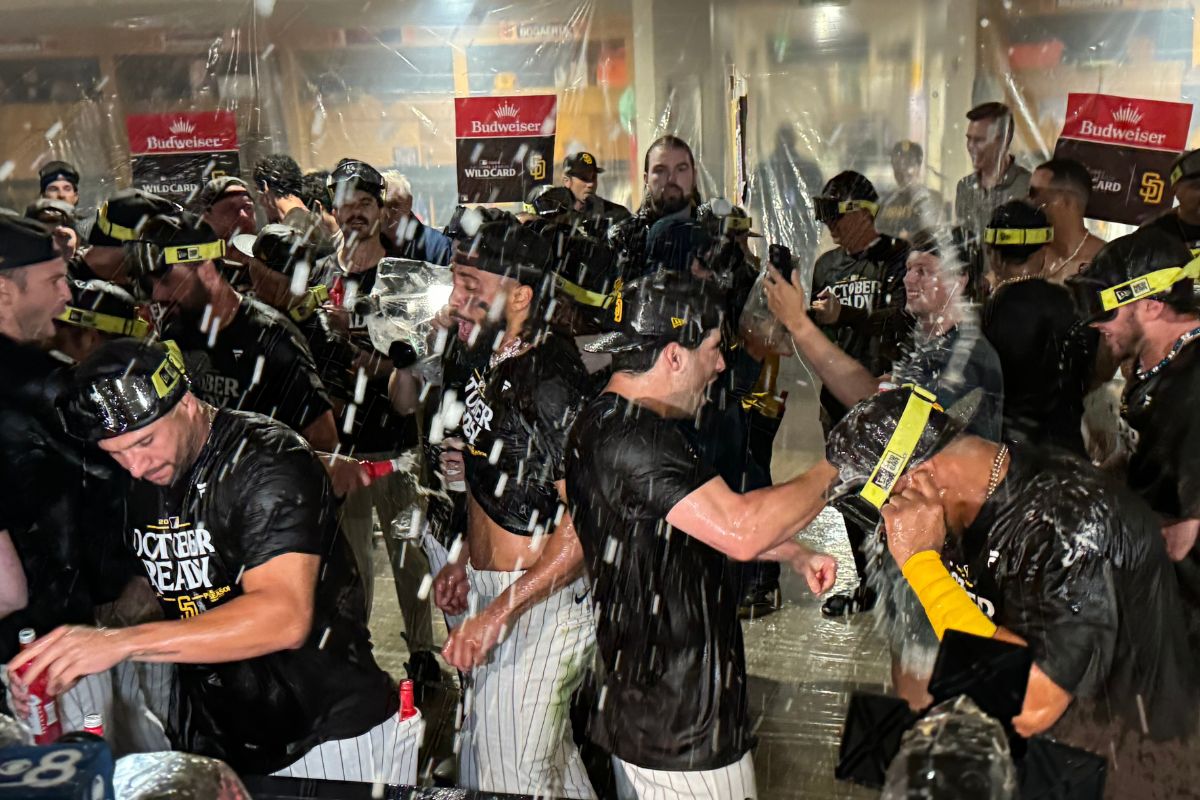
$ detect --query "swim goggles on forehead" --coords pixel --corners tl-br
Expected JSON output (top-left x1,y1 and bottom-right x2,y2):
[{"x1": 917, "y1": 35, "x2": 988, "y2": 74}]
[
  {"x1": 983, "y1": 226, "x2": 1053, "y2": 246},
  {"x1": 58, "y1": 341, "x2": 188, "y2": 440},
  {"x1": 56, "y1": 306, "x2": 151, "y2": 339},
  {"x1": 1096, "y1": 253, "x2": 1200, "y2": 315},
  {"x1": 813, "y1": 197, "x2": 879, "y2": 224}
]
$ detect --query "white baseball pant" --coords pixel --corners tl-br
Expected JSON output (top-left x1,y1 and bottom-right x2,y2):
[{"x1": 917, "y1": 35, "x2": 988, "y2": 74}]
[
  {"x1": 613, "y1": 752, "x2": 757, "y2": 800},
  {"x1": 457, "y1": 566, "x2": 596, "y2": 799},
  {"x1": 271, "y1": 710, "x2": 423, "y2": 784},
  {"x1": 420, "y1": 530, "x2": 466, "y2": 630}
]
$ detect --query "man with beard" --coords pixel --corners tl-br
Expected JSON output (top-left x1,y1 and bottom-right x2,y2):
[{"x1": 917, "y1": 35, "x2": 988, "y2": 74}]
[
  {"x1": 379, "y1": 171, "x2": 453, "y2": 265},
  {"x1": 1029, "y1": 158, "x2": 1105, "y2": 284},
  {"x1": 799, "y1": 170, "x2": 911, "y2": 616},
  {"x1": 429, "y1": 216, "x2": 598, "y2": 798},
  {"x1": 981, "y1": 200, "x2": 1087, "y2": 453},
  {"x1": 141, "y1": 213, "x2": 345, "y2": 458},
  {"x1": 1069, "y1": 228, "x2": 1200, "y2": 646},
  {"x1": 876, "y1": 141, "x2": 945, "y2": 241},
  {"x1": 0, "y1": 214, "x2": 158, "y2": 747},
  {"x1": 566, "y1": 272, "x2": 838, "y2": 798},
  {"x1": 311, "y1": 159, "x2": 392, "y2": 316},
  {"x1": 767, "y1": 229, "x2": 1002, "y2": 705},
  {"x1": 826, "y1": 386, "x2": 1199, "y2": 798},
  {"x1": 16, "y1": 338, "x2": 411, "y2": 782},
  {"x1": 609, "y1": 136, "x2": 703, "y2": 278},
  {"x1": 955, "y1": 102, "x2": 1031, "y2": 246}
]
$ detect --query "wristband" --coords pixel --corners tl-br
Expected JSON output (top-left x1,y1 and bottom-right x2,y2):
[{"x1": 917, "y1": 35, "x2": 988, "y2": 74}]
[{"x1": 901, "y1": 550, "x2": 997, "y2": 640}]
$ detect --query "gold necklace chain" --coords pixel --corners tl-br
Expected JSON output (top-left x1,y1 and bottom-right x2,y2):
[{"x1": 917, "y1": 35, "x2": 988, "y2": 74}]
[
  {"x1": 986, "y1": 443, "x2": 1009, "y2": 499},
  {"x1": 1045, "y1": 234, "x2": 1090, "y2": 277},
  {"x1": 993, "y1": 274, "x2": 1041, "y2": 293}
]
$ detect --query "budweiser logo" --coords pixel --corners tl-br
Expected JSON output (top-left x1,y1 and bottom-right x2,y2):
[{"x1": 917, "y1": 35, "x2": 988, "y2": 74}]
[
  {"x1": 1111, "y1": 106, "x2": 1144, "y2": 126},
  {"x1": 169, "y1": 118, "x2": 197, "y2": 135},
  {"x1": 494, "y1": 102, "x2": 520, "y2": 119}
]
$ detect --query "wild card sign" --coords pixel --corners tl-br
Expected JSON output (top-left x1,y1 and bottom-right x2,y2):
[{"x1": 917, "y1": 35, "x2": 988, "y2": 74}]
[
  {"x1": 126, "y1": 111, "x2": 241, "y2": 205},
  {"x1": 454, "y1": 95, "x2": 557, "y2": 204}
]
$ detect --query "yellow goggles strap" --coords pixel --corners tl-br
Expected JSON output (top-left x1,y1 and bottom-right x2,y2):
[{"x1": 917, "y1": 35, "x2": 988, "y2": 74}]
[
  {"x1": 859, "y1": 385, "x2": 941, "y2": 509},
  {"x1": 1099, "y1": 254, "x2": 1200, "y2": 312},
  {"x1": 56, "y1": 307, "x2": 150, "y2": 338},
  {"x1": 150, "y1": 340, "x2": 187, "y2": 399},
  {"x1": 554, "y1": 274, "x2": 610, "y2": 308},
  {"x1": 95, "y1": 204, "x2": 138, "y2": 242},
  {"x1": 983, "y1": 226, "x2": 1054, "y2": 246},
  {"x1": 839, "y1": 199, "x2": 879, "y2": 217},
  {"x1": 290, "y1": 285, "x2": 330, "y2": 323},
  {"x1": 163, "y1": 240, "x2": 226, "y2": 265}
]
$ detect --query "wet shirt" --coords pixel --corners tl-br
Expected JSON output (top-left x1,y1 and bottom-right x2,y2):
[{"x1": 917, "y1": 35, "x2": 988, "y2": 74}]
[
  {"x1": 891, "y1": 322, "x2": 1004, "y2": 441},
  {"x1": 167, "y1": 296, "x2": 332, "y2": 436},
  {"x1": 954, "y1": 160, "x2": 1032, "y2": 245},
  {"x1": 566, "y1": 392, "x2": 752, "y2": 771},
  {"x1": 811, "y1": 236, "x2": 912, "y2": 420},
  {"x1": 124, "y1": 410, "x2": 395, "y2": 773},
  {"x1": 982, "y1": 279, "x2": 1087, "y2": 454},
  {"x1": 1143, "y1": 210, "x2": 1200, "y2": 252},
  {"x1": 876, "y1": 184, "x2": 945, "y2": 241},
  {"x1": 0, "y1": 335, "x2": 136, "y2": 661},
  {"x1": 943, "y1": 447, "x2": 1196, "y2": 747},
  {"x1": 461, "y1": 332, "x2": 591, "y2": 536}
]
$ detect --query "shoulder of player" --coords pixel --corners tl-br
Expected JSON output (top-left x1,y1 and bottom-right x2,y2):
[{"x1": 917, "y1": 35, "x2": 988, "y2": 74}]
[
  {"x1": 239, "y1": 297, "x2": 317, "y2": 355},
  {"x1": 576, "y1": 396, "x2": 687, "y2": 463},
  {"x1": 208, "y1": 410, "x2": 323, "y2": 481}
]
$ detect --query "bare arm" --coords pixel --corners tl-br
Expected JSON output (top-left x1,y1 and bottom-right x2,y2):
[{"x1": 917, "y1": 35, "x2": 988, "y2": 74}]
[
  {"x1": 665, "y1": 460, "x2": 837, "y2": 562},
  {"x1": 10, "y1": 553, "x2": 320, "y2": 696},
  {"x1": 764, "y1": 266, "x2": 881, "y2": 408},
  {"x1": 302, "y1": 409, "x2": 341, "y2": 452},
  {"x1": 992, "y1": 627, "x2": 1074, "y2": 737},
  {"x1": 388, "y1": 367, "x2": 422, "y2": 416},
  {"x1": 0, "y1": 530, "x2": 27, "y2": 618}
]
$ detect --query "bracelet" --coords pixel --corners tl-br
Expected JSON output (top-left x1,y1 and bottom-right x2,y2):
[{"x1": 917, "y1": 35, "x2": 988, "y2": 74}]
[{"x1": 901, "y1": 550, "x2": 997, "y2": 640}]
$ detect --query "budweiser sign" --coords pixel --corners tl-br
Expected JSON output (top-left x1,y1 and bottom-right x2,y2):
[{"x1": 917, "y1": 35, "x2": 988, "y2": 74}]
[
  {"x1": 1060, "y1": 93, "x2": 1191, "y2": 153},
  {"x1": 455, "y1": 95, "x2": 557, "y2": 139},
  {"x1": 127, "y1": 111, "x2": 239, "y2": 156}
]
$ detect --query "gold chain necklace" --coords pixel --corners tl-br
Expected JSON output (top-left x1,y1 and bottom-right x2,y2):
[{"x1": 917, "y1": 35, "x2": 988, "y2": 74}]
[
  {"x1": 1045, "y1": 234, "x2": 1090, "y2": 278},
  {"x1": 986, "y1": 444, "x2": 1009, "y2": 499},
  {"x1": 993, "y1": 274, "x2": 1041, "y2": 293}
]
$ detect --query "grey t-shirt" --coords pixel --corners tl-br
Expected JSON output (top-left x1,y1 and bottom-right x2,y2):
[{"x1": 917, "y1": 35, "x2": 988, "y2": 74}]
[{"x1": 955, "y1": 160, "x2": 1031, "y2": 245}]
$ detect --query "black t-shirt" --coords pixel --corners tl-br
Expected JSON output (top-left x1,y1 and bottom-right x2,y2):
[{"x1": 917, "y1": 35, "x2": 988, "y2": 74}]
[
  {"x1": 1143, "y1": 210, "x2": 1200, "y2": 251},
  {"x1": 944, "y1": 448, "x2": 1196, "y2": 748},
  {"x1": 566, "y1": 392, "x2": 752, "y2": 771},
  {"x1": 0, "y1": 335, "x2": 137, "y2": 662},
  {"x1": 982, "y1": 279, "x2": 1086, "y2": 454},
  {"x1": 125, "y1": 410, "x2": 395, "y2": 773},
  {"x1": 811, "y1": 236, "x2": 912, "y2": 419},
  {"x1": 461, "y1": 332, "x2": 591, "y2": 536},
  {"x1": 166, "y1": 297, "x2": 332, "y2": 436},
  {"x1": 891, "y1": 322, "x2": 1004, "y2": 441}
]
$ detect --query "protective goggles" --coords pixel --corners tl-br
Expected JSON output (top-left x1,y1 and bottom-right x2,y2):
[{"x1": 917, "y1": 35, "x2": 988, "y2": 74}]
[
  {"x1": 813, "y1": 197, "x2": 878, "y2": 225},
  {"x1": 830, "y1": 385, "x2": 942, "y2": 531},
  {"x1": 59, "y1": 341, "x2": 188, "y2": 441},
  {"x1": 983, "y1": 226, "x2": 1053, "y2": 246},
  {"x1": 289, "y1": 284, "x2": 330, "y2": 323},
  {"x1": 56, "y1": 307, "x2": 151, "y2": 339},
  {"x1": 1080, "y1": 254, "x2": 1200, "y2": 322},
  {"x1": 94, "y1": 205, "x2": 139, "y2": 242}
]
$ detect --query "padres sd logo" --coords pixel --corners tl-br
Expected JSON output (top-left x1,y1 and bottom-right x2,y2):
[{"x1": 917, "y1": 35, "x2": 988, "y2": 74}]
[{"x1": 1140, "y1": 171, "x2": 1165, "y2": 206}]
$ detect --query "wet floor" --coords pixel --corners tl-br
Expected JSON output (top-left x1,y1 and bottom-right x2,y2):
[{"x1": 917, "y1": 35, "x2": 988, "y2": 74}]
[{"x1": 368, "y1": 384, "x2": 890, "y2": 797}]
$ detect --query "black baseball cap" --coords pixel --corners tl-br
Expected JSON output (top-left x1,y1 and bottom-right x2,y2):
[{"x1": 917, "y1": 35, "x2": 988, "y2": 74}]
[
  {"x1": 452, "y1": 214, "x2": 556, "y2": 287},
  {"x1": 25, "y1": 198, "x2": 76, "y2": 228},
  {"x1": 328, "y1": 158, "x2": 385, "y2": 204},
  {"x1": 1067, "y1": 228, "x2": 1197, "y2": 323},
  {"x1": 645, "y1": 217, "x2": 713, "y2": 273},
  {"x1": 1171, "y1": 150, "x2": 1200, "y2": 186},
  {"x1": 984, "y1": 200, "x2": 1053, "y2": 248},
  {"x1": 58, "y1": 338, "x2": 190, "y2": 441},
  {"x1": 88, "y1": 189, "x2": 180, "y2": 247},
  {"x1": 814, "y1": 171, "x2": 879, "y2": 225},
  {"x1": 197, "y1": 176, "x2": 250, "y2": 211},
  {"x1": 39, "y1": 160, "x2": 79, "y2": 192},
  {"x1": 140, "y1": 212, "x2": 226, "y2": 269},
  {"x1": 524, "y1": 185, "x2": 576, "y2": 218},
  {"x1": 826, "y1": 385, "x2": 972, "y2": 531},
  {"x1": 564, "y1": 152, "x2": 604, "y2": 178},
  {"x1": 584, "y1": 271, "x2": 724, "y2": 354},
  {"x1": 0, "y1": 211, "x2": 59, "y2": 271},
  {"x1": 56, "y1": 280, "x2": 149, "y2": 338}
]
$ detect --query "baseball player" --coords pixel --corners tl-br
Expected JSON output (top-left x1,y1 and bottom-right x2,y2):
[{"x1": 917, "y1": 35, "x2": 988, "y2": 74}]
[{"x1": 431, "y1": 216, "x2": 596, "y2": 798}]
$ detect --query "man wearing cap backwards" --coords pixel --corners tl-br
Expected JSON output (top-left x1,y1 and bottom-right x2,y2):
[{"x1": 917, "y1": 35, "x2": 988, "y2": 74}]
[
  {"x1": 802, "y1": 170, "x2": 911, "y2": 617},
  {"x1": 562, "y1": 151, "x2": 630, "y2": 233},
  {"x1": 141, "y1": 213, "x2": 347, "y2": 463},
  {"x1": 825, "y1": 386, "x2": 1199, "y2": 798},
  {"x1": 9, "y1": 338, "x2": 411, "y2": 782},
  {"x1": 955, "y1": 102, "x2": 1032, "y2": 246},
  {"x1": 197, "y1": 176, "x2": 256, "y2": 243},
  {"x1": 876, "y1": 141, "x2": 945, "y2": 241},
  {"x1": 39, "y1": 160, "x2": 80, "y2": 207},
  {"x1": 565, "y1": 271, "x2": 838, "y2": 799},
  {"x1": 981, "y1": 200, "x2": 1088, "y2": 454},
  {"x1": 72, "y1": 188, "x2": 180, "y2": 285},
  {"x1": 425, "y1": 215, "x2": 598, "y2": 797},
  {"x1": 1029, "y1": 158, "x2": 1105, "y2": 285},
  {"x1": 1069, "y1": 228, "x2": 1200, "y2": 645},
  {"x1": 0, "y1": 214, "x2": 155, "y2": 745}
]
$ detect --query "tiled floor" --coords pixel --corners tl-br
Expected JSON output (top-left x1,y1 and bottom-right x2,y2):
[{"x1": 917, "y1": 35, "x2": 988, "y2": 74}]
[{"x1": 366, "y1": 382, "x2": 890, "y2": 797}]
